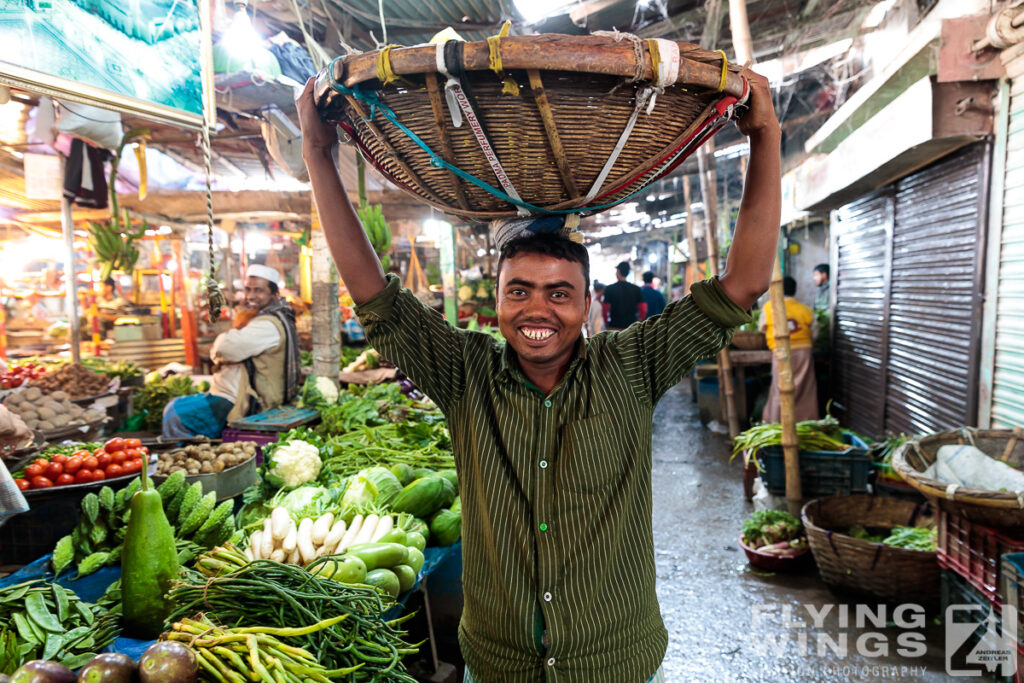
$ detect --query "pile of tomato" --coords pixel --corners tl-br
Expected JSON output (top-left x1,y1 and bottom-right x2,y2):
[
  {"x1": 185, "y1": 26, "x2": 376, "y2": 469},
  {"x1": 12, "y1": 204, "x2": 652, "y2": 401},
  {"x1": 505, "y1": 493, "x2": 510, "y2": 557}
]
[
  {"x1": 0, "y1": 362, "x2": 47, "y2": 389},
  {"x1": 14, "y1": 437, "x2": 149, "y2": 490}
]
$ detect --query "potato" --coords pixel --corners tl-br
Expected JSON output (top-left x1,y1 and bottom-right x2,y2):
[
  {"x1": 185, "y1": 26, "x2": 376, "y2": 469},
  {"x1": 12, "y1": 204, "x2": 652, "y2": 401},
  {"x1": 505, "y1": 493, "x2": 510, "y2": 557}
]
[
  {"x1": 25, "y1": 419, "x2": 39, "y2": 430},
  {"x1": 18, "y1": 409, "x2": 38, "y2": 421},
  {"x1": 24, "y1": 387, "x2": 41, "y2": 401},
  {"x1": 50, "y1": 390, "x2": 68, "y2": 400},
  {"x1": 50, "y1": 414, "x2": 69, "y2": 427},
  {"x1": 212, "y1": 459, "x2": 226, "y2": 473},
  {"x1": 37, "y1": 421, "x2": 54, "y2": 430},
  {"x1": 200, "y1": 462, "x2": 212, "y2": 474}
]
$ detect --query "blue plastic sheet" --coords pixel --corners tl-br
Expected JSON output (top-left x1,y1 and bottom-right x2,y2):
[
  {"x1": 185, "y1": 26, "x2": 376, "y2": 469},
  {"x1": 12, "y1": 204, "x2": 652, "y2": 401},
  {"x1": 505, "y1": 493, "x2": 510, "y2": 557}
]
[{"x1": 0, "y1": 543, "x2": 462, "y2": 659}]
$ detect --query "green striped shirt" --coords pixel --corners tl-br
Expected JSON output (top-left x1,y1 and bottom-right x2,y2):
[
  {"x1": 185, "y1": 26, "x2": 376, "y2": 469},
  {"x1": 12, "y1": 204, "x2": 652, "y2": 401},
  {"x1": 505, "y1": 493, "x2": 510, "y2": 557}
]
[{"x1": 357, "y1": 275, "x2": 749, "y2": 683}]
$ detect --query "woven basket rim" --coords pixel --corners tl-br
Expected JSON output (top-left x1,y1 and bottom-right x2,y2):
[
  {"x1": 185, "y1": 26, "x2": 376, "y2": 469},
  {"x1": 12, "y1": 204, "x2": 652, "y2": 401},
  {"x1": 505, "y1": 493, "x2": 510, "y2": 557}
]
[
  {"x1": 801, "y1": 495, "x2": 938, "y2": 557},
  {"x1": 891, "y1": 428, "x2": 1024, "y2": 509},
  {"x1": 330, "y1": 34, "x2": 747, "y2": 99}
]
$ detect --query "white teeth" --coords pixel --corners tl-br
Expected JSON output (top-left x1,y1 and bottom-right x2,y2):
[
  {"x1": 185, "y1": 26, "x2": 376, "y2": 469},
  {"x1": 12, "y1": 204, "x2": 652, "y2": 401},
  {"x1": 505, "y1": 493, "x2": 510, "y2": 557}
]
[{"x1": 522, "y1": 328, "x2": 553, "y2": 341}]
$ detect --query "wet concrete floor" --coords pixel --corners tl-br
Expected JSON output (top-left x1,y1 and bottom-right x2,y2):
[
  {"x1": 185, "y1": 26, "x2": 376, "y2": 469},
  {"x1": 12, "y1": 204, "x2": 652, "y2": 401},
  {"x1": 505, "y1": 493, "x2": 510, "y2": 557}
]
[{"x1": 651, "y1": 384, "x2": 966, "y2": 683}]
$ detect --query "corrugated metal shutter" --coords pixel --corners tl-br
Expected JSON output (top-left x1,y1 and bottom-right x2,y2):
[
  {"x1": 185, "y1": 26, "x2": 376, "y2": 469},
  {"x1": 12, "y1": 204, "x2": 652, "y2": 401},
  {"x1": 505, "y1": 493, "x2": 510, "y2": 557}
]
[
  {"x1": 992, "y1": 76, "x2": 1024, "y2": 428},
  {"x1": 885, "y1": 143, "x2": 987, "y2": 435},
  {"x1": 831, "y1": 190, "x2": 893, "y2": 438}
]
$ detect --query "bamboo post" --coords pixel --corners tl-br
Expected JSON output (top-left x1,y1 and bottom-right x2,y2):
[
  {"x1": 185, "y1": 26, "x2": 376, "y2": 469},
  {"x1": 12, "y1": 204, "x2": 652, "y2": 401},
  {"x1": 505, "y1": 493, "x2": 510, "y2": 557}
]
[
  {"x1": 173, "y1": 239, "x2": 200, "y2": 370},
  {"x1": 683, "y1": 175, "x2": 700, "y2": 290},
  {"x1": 698, "y1": 144, "x2": 740, "y2": 437}
]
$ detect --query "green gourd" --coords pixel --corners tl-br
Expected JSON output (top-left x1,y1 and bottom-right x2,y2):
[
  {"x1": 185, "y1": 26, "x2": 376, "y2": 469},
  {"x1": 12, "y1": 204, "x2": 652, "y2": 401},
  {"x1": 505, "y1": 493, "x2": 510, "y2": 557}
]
[{"x1": 121, "y1": 469, "x2": 179, "y2": 638}]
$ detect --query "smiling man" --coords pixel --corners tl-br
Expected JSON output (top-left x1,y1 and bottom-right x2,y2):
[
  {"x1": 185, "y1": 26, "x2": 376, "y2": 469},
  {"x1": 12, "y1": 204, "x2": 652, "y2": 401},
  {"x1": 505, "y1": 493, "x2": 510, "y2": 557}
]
[{"x1": 298, "y1": 68, "x2": 782, "y2": 683}]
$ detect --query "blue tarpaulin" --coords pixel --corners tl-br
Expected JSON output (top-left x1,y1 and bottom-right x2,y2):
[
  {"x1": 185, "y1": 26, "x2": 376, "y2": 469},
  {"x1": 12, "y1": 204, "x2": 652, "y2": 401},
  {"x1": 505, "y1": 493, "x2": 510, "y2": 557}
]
[{"x1": 0, "y1": 543, "x2": 461, "y2": 660}]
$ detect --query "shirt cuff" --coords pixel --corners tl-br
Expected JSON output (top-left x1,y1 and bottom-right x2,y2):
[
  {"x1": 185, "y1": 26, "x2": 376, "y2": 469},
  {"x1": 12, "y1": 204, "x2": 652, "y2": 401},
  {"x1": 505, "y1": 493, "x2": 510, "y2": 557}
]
[
  {"x1": 354, "y1": 274, "x2": 403, "y2": 325},
  {"x1": 690, "y1": 277, "x2": 752, "y2": 329}
]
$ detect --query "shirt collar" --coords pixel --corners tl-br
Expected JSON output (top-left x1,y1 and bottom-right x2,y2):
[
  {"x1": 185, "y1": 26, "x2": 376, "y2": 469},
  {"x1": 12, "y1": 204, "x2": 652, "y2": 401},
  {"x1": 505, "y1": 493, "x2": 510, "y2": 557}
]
[{"x1": 495, "y1": 334, "x2": 588, "y2": 391}]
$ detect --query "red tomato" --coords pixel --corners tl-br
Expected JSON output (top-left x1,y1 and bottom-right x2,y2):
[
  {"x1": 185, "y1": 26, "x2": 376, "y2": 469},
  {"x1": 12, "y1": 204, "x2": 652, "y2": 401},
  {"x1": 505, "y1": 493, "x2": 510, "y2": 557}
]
[
  {"x1": 92, "y1": 448, "x2": 106, "y2": 459},
  {"x1": 11, "y1": 377, "x2": 23, "y2": 388},
  {"x1": 83, "y1": 456, "x2": 99, "y2": 470},
  {"x1": 30, "y1": 476, "x2": 53, "y2": 489},
  {"x1": 44, "y1": 462, "x2": 63, "y2": 480},
  {"x1": 91, "y1": 469, "x2": 106, "y2": 482},
  {"x1": 51, "y1": 454, "x2": 68, "y2": 465},
  {"x1": 96, "y1": 453, "x2": 112, "y2": 469},
  {"x1": 72, "y1": 450, "x2": 91, "y2": 459},
  {"x1": 139, "y1": 446, "x2": 150, "y2": 455},
  {"x1": 104, "y1": 438, "x2": 125, "y2": 454},
  {"x1": 23, "y1": 362, "x2": 34, "y2": 369},
  {"x1": 64, "y1": 456, "x2": 83, "y2": 474},
  {"x1": 110, "y1": 450, "x2": 127, "y2": 465},
  {"x1": 123, "y1": 448, "x2": 139, "y2": 460},
  {"x1": 24, "y1": 463, "x2": 44, "y2": 479},
  {"x1": 0, "y1": 378, "x2": 11, "y2": 389},
  {"x1": 14, "y1": 478, "x2": 29, "y2": 491},
  {"x1": 75, "y1": 469, "x2": 93, "y2": 485},
  {"x1": 124, "y1": 438, "x2": 143, "y2": 449},
  {"x1": 33, "y1": 458, "x2": 49, "y2": 468},
  {"x1": 55, "y1": 473, "x2": 75, "y2": 486},
  {"x1": 105, "y1": 463, "x2": 124, "y2": 479}
]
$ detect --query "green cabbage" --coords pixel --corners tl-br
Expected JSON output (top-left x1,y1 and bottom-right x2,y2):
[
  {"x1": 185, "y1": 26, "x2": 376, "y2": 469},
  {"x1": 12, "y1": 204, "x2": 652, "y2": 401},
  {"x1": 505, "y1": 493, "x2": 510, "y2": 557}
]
[
  {"x1": 274, "y1": 485, "x2": 331, "y2": 519},
  {"x1": 364, "y1": 467, "x2": 402, "y2": 506}
]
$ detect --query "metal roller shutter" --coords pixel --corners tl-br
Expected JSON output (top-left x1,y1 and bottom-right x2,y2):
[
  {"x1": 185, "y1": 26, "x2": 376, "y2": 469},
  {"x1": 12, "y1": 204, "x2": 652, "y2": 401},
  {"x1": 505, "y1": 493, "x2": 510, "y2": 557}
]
[
  {"x1": 831, "y1": 190, "x2": 893, "y2": 438},
  {"x1": 992, "y1": 76, "x2": 1024, "y2": 428},
  {"x1": 885, "y1": 143, "x2": 987, "y2": 435}
]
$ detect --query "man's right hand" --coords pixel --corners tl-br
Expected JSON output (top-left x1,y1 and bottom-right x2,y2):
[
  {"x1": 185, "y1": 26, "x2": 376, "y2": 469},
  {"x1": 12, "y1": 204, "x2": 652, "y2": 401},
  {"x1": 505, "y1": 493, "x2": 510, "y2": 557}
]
[{"x1": 297, "y1": 77, "x2": 340, "y2": 160}]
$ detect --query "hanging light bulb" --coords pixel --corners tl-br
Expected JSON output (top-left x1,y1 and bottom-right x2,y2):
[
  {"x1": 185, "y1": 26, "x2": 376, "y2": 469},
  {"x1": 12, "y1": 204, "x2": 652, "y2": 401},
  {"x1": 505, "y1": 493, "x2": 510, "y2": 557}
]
[{"x1": 222, "y1": 1, "x2": 261, "y2": 64}]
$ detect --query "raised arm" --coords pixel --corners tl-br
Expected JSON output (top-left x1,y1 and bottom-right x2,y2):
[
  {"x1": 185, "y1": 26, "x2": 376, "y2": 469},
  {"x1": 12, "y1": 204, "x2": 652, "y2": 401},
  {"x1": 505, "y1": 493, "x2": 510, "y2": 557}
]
[
  {"x1": 296, "y1": 78, "x2": 387, "y2": 305},
  {"x1": 719, "y1": 72, "x2": 782, "y2": 311}
]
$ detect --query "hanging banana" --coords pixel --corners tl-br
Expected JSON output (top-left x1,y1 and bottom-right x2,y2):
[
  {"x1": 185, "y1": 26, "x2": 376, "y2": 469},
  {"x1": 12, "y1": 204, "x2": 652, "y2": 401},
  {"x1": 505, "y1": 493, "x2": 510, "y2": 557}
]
[{"x1": 357, "y1": 203, "x2": 392, "y2": 271}]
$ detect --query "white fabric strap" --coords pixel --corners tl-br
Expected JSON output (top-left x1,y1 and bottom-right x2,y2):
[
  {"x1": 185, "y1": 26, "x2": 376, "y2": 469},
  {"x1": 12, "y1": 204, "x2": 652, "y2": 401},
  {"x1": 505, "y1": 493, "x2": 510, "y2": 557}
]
[
  {"x1": 945, "y1": 484, "x2": 959, "y2": 500},
  {"x1": 584, "y1": 87, "x2": 654, "y2": 203},
  {"x1": 646, "y1": 39, "x2": 680, "y2": 114},
  {"x1": 436, "y1": 42, "x2": 463, "y2": 128}
]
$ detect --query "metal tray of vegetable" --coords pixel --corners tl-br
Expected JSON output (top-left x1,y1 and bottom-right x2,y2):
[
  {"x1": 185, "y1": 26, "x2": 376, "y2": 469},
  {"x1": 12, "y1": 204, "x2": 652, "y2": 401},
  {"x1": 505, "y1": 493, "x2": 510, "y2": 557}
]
[
  {"x1": 13, "y1": 437, "x2": 154, "y2": 495},
  {"x1": 739, "y1": 510, "x2": 812, "y2": 572},
  {"x1": 150, "y1": 441, "x2": 259, "y2": 501}
]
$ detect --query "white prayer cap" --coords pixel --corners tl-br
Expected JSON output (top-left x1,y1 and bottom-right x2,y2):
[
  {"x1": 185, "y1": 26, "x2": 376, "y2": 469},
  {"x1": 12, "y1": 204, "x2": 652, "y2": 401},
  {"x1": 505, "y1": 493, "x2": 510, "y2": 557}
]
[{"x1": 246, "y1": 264, "x2": 281, "y2": 285}]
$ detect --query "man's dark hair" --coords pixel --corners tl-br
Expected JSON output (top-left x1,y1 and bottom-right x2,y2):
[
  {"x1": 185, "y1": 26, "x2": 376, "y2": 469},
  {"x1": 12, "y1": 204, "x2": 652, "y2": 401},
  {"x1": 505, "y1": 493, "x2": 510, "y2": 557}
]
[
  {"x1": 642, "y1": 271, "x2": 654, "y2": 284},
  {"x1": 497, "y1": 232, "x2": 590, "y2": 288},
  {"x1": 593, "y1": 282, "x2": 605, "y2": 293},
  {"x1": 267, "y1": 281, "x2": 279, "y2": 295},
  {"x1": 616, "y1": 261, "x2": 630, "y2": 278},
  {"x1": 814, "y1": 263, "x2": 830, "y2": 277},
  {"x1": 783, "y1": 276, "x2": 797, "y2": 296},
  {"x1": 103, "y1": 277, "x2": 116, "y2": 287}
]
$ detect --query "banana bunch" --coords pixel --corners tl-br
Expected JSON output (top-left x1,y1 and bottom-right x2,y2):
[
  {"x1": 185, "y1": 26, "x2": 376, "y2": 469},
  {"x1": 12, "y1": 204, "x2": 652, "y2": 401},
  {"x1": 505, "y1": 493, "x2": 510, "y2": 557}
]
[
  {"x1": 87, "y1": 212, "x2": 148, "y2": 279},
  {"x1": 357, "y1": 204, "x2": 392, "y2": 271}
]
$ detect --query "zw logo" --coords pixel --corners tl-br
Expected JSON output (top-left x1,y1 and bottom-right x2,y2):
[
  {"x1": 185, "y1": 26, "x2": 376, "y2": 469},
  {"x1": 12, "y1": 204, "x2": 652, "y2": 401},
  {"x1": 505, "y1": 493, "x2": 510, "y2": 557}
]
[{"x1": 945, "y1": 604, "x2": 1018, "y2": 677}]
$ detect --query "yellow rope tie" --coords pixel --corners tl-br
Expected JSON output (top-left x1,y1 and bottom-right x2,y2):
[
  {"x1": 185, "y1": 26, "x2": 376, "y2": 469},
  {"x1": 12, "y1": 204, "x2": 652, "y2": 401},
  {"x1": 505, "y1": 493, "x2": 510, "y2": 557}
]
[
  {"x1": 376, "y1": 45, "x2": 400, "y2": 85},
  {"x1": 560, "y1": 213, "x2": 583, "y2": 243},
  {"x1": 715, "y1": 50, "x2": 728, "y2": 93},
  {"x1": 487, "y1": 20, "x2": 519, "y2": 95},
  {"x1": 646, "y1": 39, "x2": 662, "y2": 84}
]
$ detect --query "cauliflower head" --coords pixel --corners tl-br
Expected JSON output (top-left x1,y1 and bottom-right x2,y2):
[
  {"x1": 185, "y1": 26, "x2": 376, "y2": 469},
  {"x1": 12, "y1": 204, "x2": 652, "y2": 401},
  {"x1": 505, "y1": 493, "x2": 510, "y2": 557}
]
[{"x1": 266, "y1": 439, "x2": 323, "y2": 488}]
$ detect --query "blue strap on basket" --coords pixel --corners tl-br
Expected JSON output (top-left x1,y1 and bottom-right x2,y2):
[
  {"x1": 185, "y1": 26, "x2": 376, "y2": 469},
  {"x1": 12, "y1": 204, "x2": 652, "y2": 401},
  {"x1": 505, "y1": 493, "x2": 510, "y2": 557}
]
[
  {"x1": 327, "y1": 56, "x2": 737, "y2": 217},
  {"x1": 826, "y1": 529, "x2": 840, "y2": 556},
  {"x1": 870, "y1": 543, "x2": 884, "y2": 571}
]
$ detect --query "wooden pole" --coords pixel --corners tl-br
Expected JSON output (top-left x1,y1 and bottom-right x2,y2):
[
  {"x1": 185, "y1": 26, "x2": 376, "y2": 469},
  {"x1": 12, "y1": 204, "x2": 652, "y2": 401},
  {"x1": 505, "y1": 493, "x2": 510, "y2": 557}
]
[
  {"x1": 698, "y1": 143, "x2": 740, "y2": 437},
  {"x1": 683, "y1": 175, "x2": 700, "y2": 291},
  {"x1": 311, "y1": 198, "x2": 341, "y2": 386}
]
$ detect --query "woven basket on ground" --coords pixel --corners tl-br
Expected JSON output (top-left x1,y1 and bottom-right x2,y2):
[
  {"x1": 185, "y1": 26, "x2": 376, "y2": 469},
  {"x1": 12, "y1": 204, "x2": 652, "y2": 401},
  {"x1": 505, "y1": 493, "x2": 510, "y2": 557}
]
[
  {"x1": 891, "y1": 427, "x2": 1024, "y2": 529},
  {"x1": 731, "y1": 330, "x2": 766, "y2": 350},
  {"x1": 802, "y1": 495, "x2": 940, "y2": 605},
  {"x1": 314, "y1": 34, "x2": 749, "y2": 220}
]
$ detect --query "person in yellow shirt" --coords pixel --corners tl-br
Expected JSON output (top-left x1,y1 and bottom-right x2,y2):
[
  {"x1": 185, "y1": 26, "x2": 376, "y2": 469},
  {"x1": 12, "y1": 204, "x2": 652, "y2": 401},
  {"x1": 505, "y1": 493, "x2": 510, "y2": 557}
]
[{"x1": 759, "y1": 276, "x2": 819, "y2": 422}]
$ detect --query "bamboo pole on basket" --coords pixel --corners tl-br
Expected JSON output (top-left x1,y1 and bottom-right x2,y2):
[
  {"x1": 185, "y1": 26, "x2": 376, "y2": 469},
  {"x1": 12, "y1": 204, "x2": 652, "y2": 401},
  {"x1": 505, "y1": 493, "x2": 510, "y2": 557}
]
[{"x1": 697, "y1": 144, "x2": 740, "y2": 437}]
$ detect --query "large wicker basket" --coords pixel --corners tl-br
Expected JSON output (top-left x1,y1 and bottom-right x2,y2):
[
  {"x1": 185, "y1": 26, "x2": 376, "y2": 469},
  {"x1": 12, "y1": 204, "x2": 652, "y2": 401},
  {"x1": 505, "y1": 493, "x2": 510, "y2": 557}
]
[
  {"x1": 802, "y1": 495, "x2": 940, "y2": 606},
  {"x1": 731, "y1": 330, "x2": 766, "y2": 350},
  {"x1": 314, "y1": 34, "x2": 748, "y2": 220},
  {"x1": 891, "y1": 427, "x2": 1024, "y2": 529}
]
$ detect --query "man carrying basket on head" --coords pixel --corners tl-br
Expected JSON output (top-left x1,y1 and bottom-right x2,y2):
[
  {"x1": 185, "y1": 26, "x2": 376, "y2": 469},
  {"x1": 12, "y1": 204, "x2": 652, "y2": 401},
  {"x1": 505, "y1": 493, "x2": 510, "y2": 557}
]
[{"x1": 297, "y1": 66, "x2": 781, "y2": 682}]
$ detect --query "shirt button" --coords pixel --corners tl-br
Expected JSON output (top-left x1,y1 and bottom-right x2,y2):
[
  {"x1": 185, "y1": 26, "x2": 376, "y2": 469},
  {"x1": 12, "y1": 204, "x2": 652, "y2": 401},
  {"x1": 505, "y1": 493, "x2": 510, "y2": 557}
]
[
  {"x1": 539, "y1": 522, "x2": 548, "y2": 531},
  {"x1": 543, "y1": 592, "x2": 552, "y2": 602},
  {"x1": 539, "y1": 460, "x2": 548, "y2": 469},
  {"x1": 543, "y1": 399, "x2": 552, "y2": 408},
  {"x1": 547, "y1": 658, "x2": 556, "y2": 667}
]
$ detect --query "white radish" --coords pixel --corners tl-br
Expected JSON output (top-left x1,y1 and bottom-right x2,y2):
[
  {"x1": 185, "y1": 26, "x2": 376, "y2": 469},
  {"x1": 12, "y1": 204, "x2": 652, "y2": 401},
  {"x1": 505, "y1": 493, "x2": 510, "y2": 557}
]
[
  {"x1": 269, "y1": 549, "x2": 286, "y2": 562},
  {"x1": 323, "y1": 519, "x2": 347, "y2": 551},
  {"x1": 281, "y1": 520, "x2": 298, "y2": 553},
  {"x1": 312, "y1": 513, "x2": 334, "y2": 545},
  {"x1": 243, "y1": 545, "x2": 254, "y2": 561},
  {"x1": 271, "y1": 507, "x2": 291, "y2": 540},
  {"x1": 337, "y1": 515, "x2": 363, "y2": 554},
  {"x1": 287, "y1": 547, "x2": 300, "y2": 565},
  {"x1": 249, "y1": 530, "x2": 264, "y2": 560},
  {"x1": 262, "y1": 518, "x2": 275, "y2": 558},
  {"x1": 297, "y1": 517, "x2": 316, "y2": 564},
  {"x1": 353, "y1": 514, "x2": 379, "y2": 546},
  {"x1": 370, "y1": 515, "x2": 394, "y2": 542}
]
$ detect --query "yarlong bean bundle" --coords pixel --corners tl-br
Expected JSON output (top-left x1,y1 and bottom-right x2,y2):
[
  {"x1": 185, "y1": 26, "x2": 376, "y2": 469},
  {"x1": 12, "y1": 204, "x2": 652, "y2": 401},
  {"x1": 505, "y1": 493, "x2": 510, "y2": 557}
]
[{"x1": 166, "y1": 560, "x2": 419, "y2": 682}]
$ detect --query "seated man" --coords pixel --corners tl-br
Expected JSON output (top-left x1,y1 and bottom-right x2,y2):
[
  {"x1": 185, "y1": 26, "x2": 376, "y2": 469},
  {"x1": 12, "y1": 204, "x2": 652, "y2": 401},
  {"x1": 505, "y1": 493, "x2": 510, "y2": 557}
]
[{"x1": 162, "y1": 265, "x2": 301, "y2": 438}]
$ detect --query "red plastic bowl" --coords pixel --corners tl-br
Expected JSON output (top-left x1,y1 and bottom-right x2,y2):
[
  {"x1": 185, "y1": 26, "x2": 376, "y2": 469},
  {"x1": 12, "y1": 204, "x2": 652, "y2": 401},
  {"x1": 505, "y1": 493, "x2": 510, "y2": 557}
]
[{"x1": 739, "y1": 536, "x2": 813, "y2": 572}]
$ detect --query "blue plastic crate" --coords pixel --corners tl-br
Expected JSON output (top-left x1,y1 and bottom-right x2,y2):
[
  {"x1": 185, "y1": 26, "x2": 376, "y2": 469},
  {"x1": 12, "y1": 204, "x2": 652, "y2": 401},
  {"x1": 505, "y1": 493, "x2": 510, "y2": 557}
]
[{"x1": 760, "y1": 432, "x2": 870, "y2": 497}]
